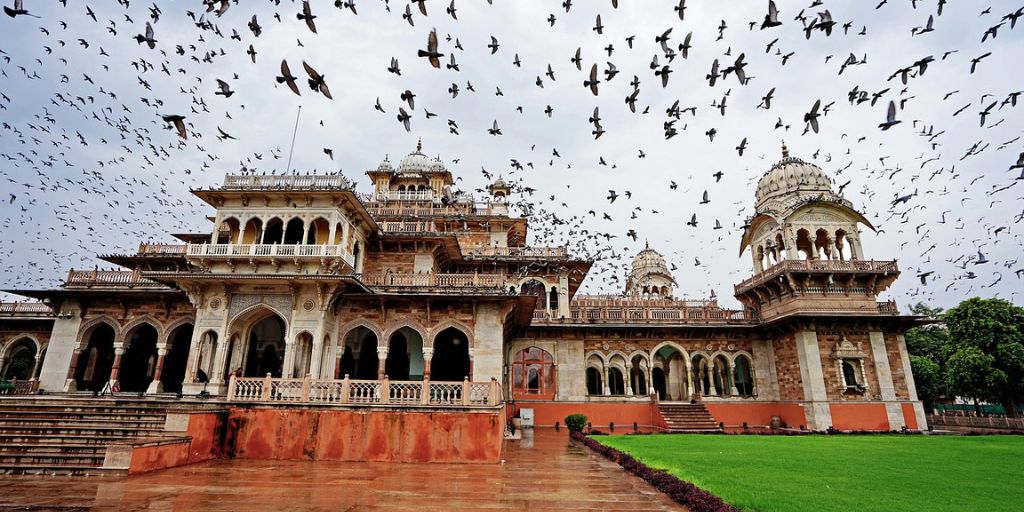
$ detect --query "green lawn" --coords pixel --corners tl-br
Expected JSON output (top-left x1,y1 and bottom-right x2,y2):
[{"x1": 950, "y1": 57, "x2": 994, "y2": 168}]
[{"x1": 597, "y1": 434, "x2": 1024, "y2": 512}]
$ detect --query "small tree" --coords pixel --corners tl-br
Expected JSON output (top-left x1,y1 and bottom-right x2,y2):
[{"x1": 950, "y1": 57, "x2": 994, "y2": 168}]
[
  {"x1": 943, "y1": 298, "x2": 1024, "y2": 417},
  {"x1": 564, "y1": 413, "x2": 588, "y2": 432},
  {"x1": 904, "y1": 302, "x2": 950, "y2": 412}
]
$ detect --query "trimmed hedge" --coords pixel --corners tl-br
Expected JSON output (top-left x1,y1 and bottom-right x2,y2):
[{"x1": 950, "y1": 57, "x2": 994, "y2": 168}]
[{"x1": 571, "y1": 431, "x2": 739, "y2": 512}]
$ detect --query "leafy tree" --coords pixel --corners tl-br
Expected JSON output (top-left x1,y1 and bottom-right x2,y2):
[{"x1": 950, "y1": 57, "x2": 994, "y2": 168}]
[
  {"x1": 904, "y1": 302, "x2": 950, "y2": 411},
  {"x1": 943, "y1": 298, "x2": 1024, "y2": 417}
]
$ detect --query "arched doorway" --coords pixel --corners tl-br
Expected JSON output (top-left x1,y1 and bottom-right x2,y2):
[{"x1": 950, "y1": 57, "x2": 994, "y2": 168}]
[
  {"x1": 734, "y1": 355, "x2": 755, "y2": 396},
  {"x1": 431, "y1": 327, "x2": 470, "y2": 381},
  {"x1": 654, "y1": 345, "x2": 688, "y2": 400},
  {"x1": 608, "y1": 367, "x2": 625, "y2": 395},
  {"x1": 293, "y1": 332, "x2": 314, "y2": 378},
  {"x1": 385, "y1": 327, "x2": 424, "y2": 380},
  {"x1": 652, "y1": 367, "x2": 667, "y2": 400},
  {"x1": 2, "y1": 338, "x2": 37, "y2": 380},
  {"x1": 161, "y1": 324, "x2": 193, "y2": 393},
  {"x1": 262, "y1": 218, "x2": 283, "y2": 244},
  {"x1": 120, "y1": 324, "x2": 159, "y2": 392},
  {"x1": 511, "y1": 346, "x2": 555, "y2": 399},
  {"x1": 76, "y1": 324, "x2": 116, "y2": 391},
  {"x1": 713, "y1": 355, "x2": 732, "y2": 396},
  {"x1": 283, "y1": 218, "x2": 304, "y2": 244},
  {"x1": 243, "y1": 315, "x2": 285, "y2": 378},
  {"x1": 692, "y1": 355, "x2": 712, "y2": 396},
  {"x1": 586, "y1": 367, "x2": 603, "y2": 395},
  {"x1": 520, "y1": 279, "x2": 547, "y2": 311},
  {"x1": 630, "y1": 355, "x2": 647, "y2": 397},
  {"x1": 341, "y1": 326, "x2": 378, "y2": 380}
]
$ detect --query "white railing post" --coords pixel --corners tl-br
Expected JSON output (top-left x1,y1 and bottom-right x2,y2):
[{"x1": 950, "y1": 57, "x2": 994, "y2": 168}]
[
  {"x1": 261, "y1": 373, "x2": 273, "y2": 401},
  {"x1": 421, "y1": 378, "x2": 431, "y2": 405},
  {"x1": 227, "y1": 374, "x2": 237, "y2": 400},
  {"x1": 301, "y1": 373, "x2": 311, "y2": 402},
  {"x1": 341, "y1": 374, "x2": 351, "y2": 404},
  {"x1": 381, "y1": 376, "x2": 390, "y2": 405},
  {"x1": 462, "y1": 377, "x2": 471, "y2": 406}
]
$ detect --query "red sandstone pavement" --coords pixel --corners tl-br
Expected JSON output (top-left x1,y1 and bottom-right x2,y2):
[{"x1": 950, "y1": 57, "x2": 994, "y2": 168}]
[{"x1": 0, "y1": 429, "x2": 683, "y2": 511}]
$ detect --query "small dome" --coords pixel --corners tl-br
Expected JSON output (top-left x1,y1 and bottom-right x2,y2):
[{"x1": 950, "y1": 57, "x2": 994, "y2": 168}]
[
  {"x1": 376, "y1": 160, "x2": 394, "y2": 173},
  {"x1": 755, "y1": 145, "x2": 833, "y2": 205},
  {"x1": 631, "y1": 245, "x2": 669, "y2": 276},
  {"x1": 428, "y1": 160, "x2": 446, "y2": 173},
  {"x1": 398, "y1": 151, "x2": 433, "y2": 174},
  {"x1": 626, "y1": 242, "x2": 676, "y2": 298}
]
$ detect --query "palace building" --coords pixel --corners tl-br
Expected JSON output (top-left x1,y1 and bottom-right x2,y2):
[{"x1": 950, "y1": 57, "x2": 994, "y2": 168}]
[{"x1": 0, "y1": 143, "x2": 926, "y2": 468}]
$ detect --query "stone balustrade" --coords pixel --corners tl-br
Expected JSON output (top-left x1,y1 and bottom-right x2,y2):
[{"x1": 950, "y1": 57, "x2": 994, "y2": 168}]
[
  {"x1": 0, "y1": 378, "x2": 40, "y2": 395},
  {"x1": 462, "y1": 246, "x2": 569, "y2": 259},
  {"x1": 137, "y1": 243, "x2": 187, "y2": 255},
  {"x1": 219, "y1": 174, "x2": 350, "y2": 190},
  {"x1": 0, "y1": 302, "x2": 53, "y2": 316},
  {"x1": 64, "y1": 268, "x2": 164, "y2": 288},
  {"x1": 227, "y1": 374, "x2": 502, "y2": 407},
  {"x1": 359, "y1": 272, "x2": 508, "y2": 290},
  {"x1": 379, "y1": 221, "x2": 444, "y2": 234},
  {"x1": 367, "y1": 202, "x2": 498, "y2": 218},
  {"x1": 877, "y1": 301, "x2": 899, "y2": 314},
  {"x1": 186, "y1": 243, "x2": 355, "y2": 267},
  {"x1": 533, "y1": 304, "x2": 754, "y2": 325},
  {"x1": 735, "y1": 259, "x2": 900, "y2": 291}
]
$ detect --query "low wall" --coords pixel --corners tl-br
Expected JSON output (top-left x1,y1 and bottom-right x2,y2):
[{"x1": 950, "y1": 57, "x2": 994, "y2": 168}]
[
  {"x1": 512, "y1": 401, "x2": 667, "y2": 430},
  {"x1": 704, "y1": 402, "x2": 806, "y2": 429},
  {"x1": 103, "y1": 437, "x2": 192, "y2": 475},
  {"x1": 830, "y1": 403, "x2": 889, "y2": 431},
  {"x1": 224, "y1": 406, "x2": 504, "y2": 463}
]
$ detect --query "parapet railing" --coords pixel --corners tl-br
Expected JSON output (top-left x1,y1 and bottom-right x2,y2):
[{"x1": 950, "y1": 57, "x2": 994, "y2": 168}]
[
  {"x1": 359, "y1": 272, "x2": 507, "y2": 289},
  {"x1": 532, "y1": 306, "x2": 755, "y2": 324},
  {"x1": 0, "y1": 378, "x2": 40, "y2": 395},
  {"x1": 462, "y1": 246, "x2": 569, "y2": 259},
  {"x1": 186, "y1": 243, "x2": 355, "y2": 266},
  {"x1": 64, "y1": 268, "x2": 164, "y2": 288},
  {"x1": 367, "y1": 202, "x2": 502, "y2": 218},
  {"x1": 929, "y1": 414, "x2": 1024, "y2": 430},
  {"x1": 227, "y1": 374, "x2": 503, "y2": 407},
  {"x1": 219, "y1": 174, "x2": 350, "y2": 190},
  {"x1": 735, "y1": 259, "x2": 899, "y2": 291},
  {"x1": 877, "y1": 301, "x2": 899, "y2": 314},
  {"x1": 379, "y1": 221, "x2": 445, "y2": 234},
  {"x1": 137, "y1": 243, "x2": 188, "y2": 255},
  {"x1": 0, "y1": 302, "x2": 53, "y2": 315}
]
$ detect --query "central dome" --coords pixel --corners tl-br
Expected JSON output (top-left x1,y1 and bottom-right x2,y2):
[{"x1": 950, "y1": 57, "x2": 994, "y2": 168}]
[
  {"x1": 395, "y1": 139, "x2": 446, "y2": 175},
  {"x1": 755, "y1": 144, "x2": 833, "y2": 206}
]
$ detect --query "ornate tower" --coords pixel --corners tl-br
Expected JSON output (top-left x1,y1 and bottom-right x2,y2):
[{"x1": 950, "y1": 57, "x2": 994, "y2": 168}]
[
  {"x1": 734, "y1": 144, "x2": 899, "y2": 320},
  {"x1": 625, "y1": 242, "x2": 677, "y2": 299}
]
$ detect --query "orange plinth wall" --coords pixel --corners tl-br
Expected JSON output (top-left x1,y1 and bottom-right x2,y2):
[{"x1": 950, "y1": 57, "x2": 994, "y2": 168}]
[{"x1": 225, "y1": 407, "x2": 504, "y2": 463}]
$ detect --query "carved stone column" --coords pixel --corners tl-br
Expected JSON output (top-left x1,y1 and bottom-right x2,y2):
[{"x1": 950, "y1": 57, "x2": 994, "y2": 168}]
[
  {"x1": 109, "y1": 345, "x2": 125, "y2": 388},
  {"x1": 685, "y1": 360, "x2": 694, "y2": 399},
  {"x1": 147, "y1": 347, "x2": 168, "y2": 393},
  {"x1": 422, "y1": 347, "x2": 434, "y2": 380},
  {"x1": 728, "y1": 361, "x2": 738, "y2": 396},
  {"x1": 376, "y1": 347, "x2": 389, "y2": 380},
  {"x1": 602, "y1": 366, "x2": 610, "y2": 395},
  {"x1": 625, "y1": 363, "x2": 634, "y2": 396}
]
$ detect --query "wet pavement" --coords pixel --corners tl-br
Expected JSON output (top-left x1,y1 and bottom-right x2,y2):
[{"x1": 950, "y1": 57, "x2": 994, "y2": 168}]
[{"x1": 0, "y1": 429, "x2": 682, "y2": 511}]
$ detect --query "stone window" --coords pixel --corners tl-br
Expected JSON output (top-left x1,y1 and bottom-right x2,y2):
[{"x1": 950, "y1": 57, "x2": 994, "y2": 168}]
[
  {"x1": 511, "y1": 346, "x2": 555, "y2": 399},
  {"x1": 831, "y1": 338, "x2": 869, "y2": 394}
]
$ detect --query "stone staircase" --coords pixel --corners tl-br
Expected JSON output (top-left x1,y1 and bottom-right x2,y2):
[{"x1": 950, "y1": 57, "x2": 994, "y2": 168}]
[
  {"x1": 0, "y1": 396, "x2": 172, "y2": 476},
  {"x1": 658, "y1": 403, "x2": 722, "y2": 433}
]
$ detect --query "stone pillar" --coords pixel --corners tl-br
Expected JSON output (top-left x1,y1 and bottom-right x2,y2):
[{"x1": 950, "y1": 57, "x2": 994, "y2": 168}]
[
  {"x1": 64, "y1": 349, "x2": 82, "y2": 392},
  {"x1": 794, "y1": 330, "x2": 833, "y2": 430},
  {"x1": 283, "y1": 341, "x2": 296, "y2": 378},
  {"x1": 147, "y1": 347, "x2": 168, "y2": 393},
  {"x1": 210, "y1": 337, "x2": 229, "y2": 385},
  {"x1": 602, "y1": 366, "x2": 610, "y2": 395},
  {"x1": 422, "y1": 347, "x2": 433, "y2": 380},
  {"x1": 109, "y1": 346, "x2": 125, "y2": 388},
  {"x1": 31, "y1": 353, "x2": 43, "y2": 380},
  {"x1": 376, "y1": 347, "x2": 388, "y2": 380},
  {"x1": 558, "y1": 274, "x2": 571, "y2": 319},
  {"x1": 309, "y1": 335, "x2": 324, "y2": 380},
  {"x1": 685, "y1": 361, "x2": 694, "y2": 399},
  {"x1": 709, "y1": 362, "x2": 719, "y2": 395},
  {"x1": 328, "y1": 223, "x2": 337, "y2": 245},
  {"x1": 645, "y1": 367, "x2": 654, "y2": 396},
  {"x1": 896, "y1": 333, "x2": 928, "y2": 429},
  {"x1": 728, "y1": 361, "x2": 738, "y2": 396},
  {"x1": 625, "y1": 363, "x2": 634, "y2": 396},
  {"x1": 869, "y1": 331, "x2": 905, "y2": 429},
  {"x1": 752, "y1": 339, "x2": 780, "y2": 400}
]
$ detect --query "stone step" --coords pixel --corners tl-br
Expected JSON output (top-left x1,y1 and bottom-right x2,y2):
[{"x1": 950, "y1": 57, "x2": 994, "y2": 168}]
[
  {"x1": 0, "y1": 452, "x2": 106, "y2": 466},
  {"x1": 658, "y1": 402, "x2": 722, "y2": 433},
  {"x1": 0, "y1": 427, "x2": 164, "y2": 439},
  {"x1": 0, "y1": 464, "x2": 126, "y2": 477},
  {"x1": 0, "y1": 408, "x2": 166, "y2": 419},
  {"x1": 0, "y1": 444, "x2": 106, "y2": 455}
]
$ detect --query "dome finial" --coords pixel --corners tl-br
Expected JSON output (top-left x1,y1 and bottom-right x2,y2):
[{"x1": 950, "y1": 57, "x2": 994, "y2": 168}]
[
  {"x1": 645, "y1": 239, "x2": 649, "y2": 249},
  {"x1": 416, "y1": 137, "x2": 422, "y2": 152},
  {"x1": 781, "y1": 141, "x2": 789, "y2": 158}
]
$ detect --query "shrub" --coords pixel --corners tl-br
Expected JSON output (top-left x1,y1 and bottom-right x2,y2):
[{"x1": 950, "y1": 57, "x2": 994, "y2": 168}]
[{"x1": 564, "y1": 413, "x2": 588, "y2": 432}]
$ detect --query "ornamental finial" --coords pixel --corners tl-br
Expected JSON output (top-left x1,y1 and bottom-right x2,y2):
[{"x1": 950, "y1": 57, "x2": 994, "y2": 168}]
[
  {"x1": 781, "y1": 141, "x2": 789, "y2": 158},
  {"x1": 416, "y1": 137, "x2": 422, "y2": 152}
]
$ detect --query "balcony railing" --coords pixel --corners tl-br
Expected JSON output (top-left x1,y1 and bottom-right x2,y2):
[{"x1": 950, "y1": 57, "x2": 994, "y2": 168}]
[
  {"x1": 0, "y1": 378, "x2": 40, "y2": 396},
  {"x1": 735, "y1": 259, "x2": 899, "y2": 291},
  {"x1": 570, "y1": 295, "x2": 719, "y2": 308},
  {"x1": 219, "y1": 174, "x2": 350, "y2": 190},
  {"x1": 374, "y1": 191, "x2": 435, "y2": 202},
  {"x1": 367, "y1": 202, "x2": 503, "y2": 218},
  {"x1": 463, "y1": 246, "x2": 569, "y2": 259},
  {"x1": 877, "y1": 301, "x2": 899, "y2": 314},
  {"x1": 227, "y1": 374, "x2": 502, "y2": 407},
  {"x1": 533, "y1": 305, "x2": 755, "y2": 325},
  {"x1": 137, "y1": 243, "x2": 187, "y2": 255},
  {"x1": 186, "y1": 243, "x2": 355, "y2": 266},
  {"x1": 360, "y1": 272, "x2": 508, "y2": 290},
  {"x1": 379, "y1": 221, "x2": 446, "y2": 234},
  {"x1": 64, "y1": 269, "x2": 164, "y2": 288},
  {"x1": 0, "y1": 302, "x2": 54, "y2": 316}
]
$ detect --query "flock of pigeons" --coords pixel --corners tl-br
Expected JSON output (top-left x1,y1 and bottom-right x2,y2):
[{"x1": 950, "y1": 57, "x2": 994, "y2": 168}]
[{"x1": 0, "y1": 0, "x2": 1022, "y2": 309}]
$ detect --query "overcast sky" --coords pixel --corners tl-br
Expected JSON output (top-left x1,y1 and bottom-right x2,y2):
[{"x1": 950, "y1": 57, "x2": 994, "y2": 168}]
[{"x1": 1, "y1": 0, "x2": 1022, "y2": 310}]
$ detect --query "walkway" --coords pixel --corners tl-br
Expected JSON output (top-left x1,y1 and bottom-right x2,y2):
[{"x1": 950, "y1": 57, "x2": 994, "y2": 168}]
[{"x1": 0, "y1": 429, "x2": 682, "y2": 511}]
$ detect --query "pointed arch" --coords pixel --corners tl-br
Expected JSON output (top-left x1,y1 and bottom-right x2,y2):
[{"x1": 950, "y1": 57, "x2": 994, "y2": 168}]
[
  {"x1": 160, "y1": 316, "x2": 196, "y2": 346},
  {"x1": 337, "y1": 319, "x2": 383, "y2": 346},
  {"x1": 117, "y1": 315, "x2": 164, "y2": 346},
  {"x1": 228, "y1": 303, "x2": 290, "y2": 335},
  {"x1": 650, "y1": 341, "x2": 690, "y2": 362},
  {"x1": 75, "y1": 316, "x2": 122, "y2": 350},
  {"x1": 428, "y1": 319, "x2": 474, "y2": 348},
  {"x1": 381, "y1": 317, "x2": 428, "y2": 345}
]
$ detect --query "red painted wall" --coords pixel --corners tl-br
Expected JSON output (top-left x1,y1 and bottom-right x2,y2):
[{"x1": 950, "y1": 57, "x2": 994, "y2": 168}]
[
  {"x1": 512, "y1": 401, "x2": 667, "y2": 430},
  {"x1": 902, "y1": 403, "x2": 919, "y2": 430},
  {"x1": 226, "y1": 407, "x2": 503, "y2": 463},
  {"x1": 705, "y1": 402, "x2": 807, "y2": 428},
  {"x1": 128, "y1": 441, "x2": 190, "y2": 474},
  {"x1": 186, "y1": 412, "x2": 226, "y2": 463},
  {"x1": 830, "y1": 403, "x2": 890, "y2": 431}
]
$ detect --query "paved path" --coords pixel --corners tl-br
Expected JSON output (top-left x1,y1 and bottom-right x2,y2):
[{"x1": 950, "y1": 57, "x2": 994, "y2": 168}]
[{"x1": 0, "y1": 429, "x2": 682, "y2": 511}]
